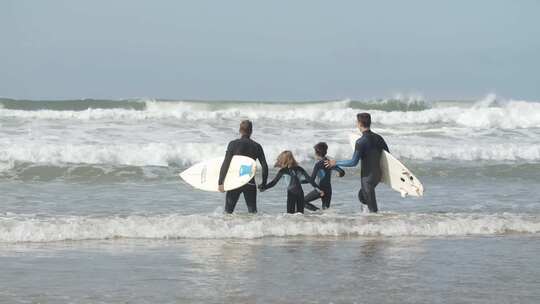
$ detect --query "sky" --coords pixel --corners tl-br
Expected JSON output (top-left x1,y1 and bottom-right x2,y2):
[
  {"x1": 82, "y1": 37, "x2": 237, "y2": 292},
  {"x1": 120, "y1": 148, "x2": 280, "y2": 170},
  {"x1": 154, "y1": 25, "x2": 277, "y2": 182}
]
[{"x1": 1, "y1": 0, "x2": 539, "y2": 101}]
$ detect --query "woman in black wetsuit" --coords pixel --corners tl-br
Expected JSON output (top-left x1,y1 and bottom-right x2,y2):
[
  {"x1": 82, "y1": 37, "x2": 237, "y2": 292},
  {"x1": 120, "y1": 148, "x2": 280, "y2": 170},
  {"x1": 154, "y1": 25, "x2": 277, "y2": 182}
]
[
  {"x1": 259, "y1": 151, "x2": 321, "y2": 214},
  {"x1": 304, "y1": 142, "x2": 345, "y2": 211}
]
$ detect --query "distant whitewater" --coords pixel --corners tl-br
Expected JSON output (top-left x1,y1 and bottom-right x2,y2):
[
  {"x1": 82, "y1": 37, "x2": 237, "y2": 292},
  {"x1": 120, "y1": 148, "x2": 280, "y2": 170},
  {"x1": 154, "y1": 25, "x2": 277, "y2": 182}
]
[
  {"x1": 1, "y1": 95, "x2": 540, "y2": 129},
  {"x1": 0, "y1": 94, "x2": 539, "y2": 179}
]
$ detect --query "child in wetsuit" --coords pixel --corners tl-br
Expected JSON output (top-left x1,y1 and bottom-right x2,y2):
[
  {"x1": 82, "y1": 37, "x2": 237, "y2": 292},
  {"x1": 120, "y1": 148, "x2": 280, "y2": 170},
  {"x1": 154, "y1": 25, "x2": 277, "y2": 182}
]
[
  {"x1": 304, "y1": 142, "x2": 345, "y2": 211},
  {"x1": 259, "y1": 150, "x2": 321, "y2": 214}
]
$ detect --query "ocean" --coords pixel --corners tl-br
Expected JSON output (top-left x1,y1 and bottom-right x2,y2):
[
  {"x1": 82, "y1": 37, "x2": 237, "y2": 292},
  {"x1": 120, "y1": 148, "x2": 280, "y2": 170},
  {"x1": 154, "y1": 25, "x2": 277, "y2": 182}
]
[{"x1": 1, "y1": 95, "x2": 539, "y2": 303}]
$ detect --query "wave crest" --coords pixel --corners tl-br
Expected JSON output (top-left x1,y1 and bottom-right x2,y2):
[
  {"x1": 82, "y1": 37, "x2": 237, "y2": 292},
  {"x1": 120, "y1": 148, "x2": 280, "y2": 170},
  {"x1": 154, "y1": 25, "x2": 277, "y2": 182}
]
[
  {"x1": 1, "y1": 142, "x2": 539, "y2": 174},
  {"x1": 1, "y1": 212, "x2": 538, "y2": 242},
  {"x1": 1, "y1": 97, "x2": 539, "y2": 129}
]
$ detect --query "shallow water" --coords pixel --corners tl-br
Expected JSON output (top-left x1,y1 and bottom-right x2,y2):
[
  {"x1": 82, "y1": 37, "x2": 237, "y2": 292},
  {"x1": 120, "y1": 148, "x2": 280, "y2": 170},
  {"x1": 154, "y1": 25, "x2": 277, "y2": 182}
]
[
  {"x1": 1, "y1": 236, "x2": 539, "y2": 303},
  {"x1": 1, "y1": 96, "x2": 539, "y2": 302}
]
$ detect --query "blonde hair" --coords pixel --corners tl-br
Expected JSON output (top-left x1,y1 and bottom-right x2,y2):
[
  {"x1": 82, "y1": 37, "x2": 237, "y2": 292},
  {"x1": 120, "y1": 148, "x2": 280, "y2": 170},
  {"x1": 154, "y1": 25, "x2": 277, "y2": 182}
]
[{"x1": 274, "y1": 150, "x2": 298, "y2": 168}]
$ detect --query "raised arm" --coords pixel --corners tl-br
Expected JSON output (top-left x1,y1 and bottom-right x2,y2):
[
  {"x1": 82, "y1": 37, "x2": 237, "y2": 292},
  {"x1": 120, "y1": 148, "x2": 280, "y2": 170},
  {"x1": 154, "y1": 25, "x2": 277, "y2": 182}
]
[
  {"x1": 335, "y1": 139, "x2": 363, "y2": 167},
  {"x1": 263, "y1": 168, "x2": 285, "y2": 190},
  {"x1": 335, "y1": 150, "x2": 361, "y2": 167},
  {"x1": 299, "y1": 167, "x2": 320, "y2": 190},
  {"x1": 218, "y1": 142, "x2": 234, "y2": 186},
  {"x1": 257, "y1": 144, "x2": 268, "y2": 186}
]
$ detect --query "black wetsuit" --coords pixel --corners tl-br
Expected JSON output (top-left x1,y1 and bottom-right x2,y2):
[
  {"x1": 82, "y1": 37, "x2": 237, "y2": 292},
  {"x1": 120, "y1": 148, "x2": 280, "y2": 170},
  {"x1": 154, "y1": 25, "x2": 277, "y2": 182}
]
[
  {"x1": 218, "y1": 135, "x2": 268, "y2": 213},
  {"x1": 336, "y1": 130, "x2": 389, "y2": 212},
  {"x1": 263, "y1": 166, "x2": 319, "y2": 214},
  {"x1": 304, "y1": 157, "x2": 345, "y2": 211}
]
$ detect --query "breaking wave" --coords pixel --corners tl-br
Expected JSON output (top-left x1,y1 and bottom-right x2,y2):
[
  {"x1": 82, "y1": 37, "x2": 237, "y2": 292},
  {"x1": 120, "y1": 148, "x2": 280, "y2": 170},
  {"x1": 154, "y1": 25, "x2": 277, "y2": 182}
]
[
  {"x1": 1, "y1": 142, "x2": 539, "y2": 174},
  {"x1": 1, "y1": 212, "x2": 538, "y2": 243},
  {"x1": 0, "y1": 97, "x2": 428, "y2": 112},
  {"x1": 1, "y1": 96, "x2": 539, "y2": 129}
]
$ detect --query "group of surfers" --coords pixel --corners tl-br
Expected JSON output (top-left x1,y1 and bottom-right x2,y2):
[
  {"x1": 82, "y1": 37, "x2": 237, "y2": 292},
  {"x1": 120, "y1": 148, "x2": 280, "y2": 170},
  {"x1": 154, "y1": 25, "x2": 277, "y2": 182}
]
[{"x1": 217, "y1": 112, "x2": 389, "y2": 214}]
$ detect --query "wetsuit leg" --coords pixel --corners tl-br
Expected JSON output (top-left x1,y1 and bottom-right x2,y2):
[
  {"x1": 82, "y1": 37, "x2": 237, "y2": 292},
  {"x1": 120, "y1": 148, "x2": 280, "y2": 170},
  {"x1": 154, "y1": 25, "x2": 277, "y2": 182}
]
[
  {"x1": 321, "y1": 189, "x2": 332, "y2": 209},
  {"x1": 296, "y1": 192, "x2": 304, "y2": 214},
  {"x1": 303, "y1": 190, "x2": 321, "y2": 211},
  {"x1": 286, "y1": 192, "x2": 296, "y2": 214},
  {"x1": 359, "y1": 177, "x2": 378, "y2": 213},
  {"x1": 242, "y1": 183, "x2": 257, "y2": 213},
  {"x1": 358, "y1": 188, "x2": 365, "y2": 204},
  {"x1": 225, "y1": 188, "x2": 242, "y2": 213}
]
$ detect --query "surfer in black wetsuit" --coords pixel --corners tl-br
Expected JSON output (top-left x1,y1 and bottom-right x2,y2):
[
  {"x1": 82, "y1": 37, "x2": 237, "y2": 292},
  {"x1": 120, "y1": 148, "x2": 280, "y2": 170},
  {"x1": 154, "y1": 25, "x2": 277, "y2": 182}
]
[
  {"x1": 304, "y1": 142, "x2": 345, "y2": 211},
  {"x1": 218, "y1": 120, "x2": 268, "y2": 213},
  {"x1": 259, "y1": 151, "x2": 321, "y2": 214},
  {"x1": 326, "y1": 113, "x2": 389, "y2": 213}
]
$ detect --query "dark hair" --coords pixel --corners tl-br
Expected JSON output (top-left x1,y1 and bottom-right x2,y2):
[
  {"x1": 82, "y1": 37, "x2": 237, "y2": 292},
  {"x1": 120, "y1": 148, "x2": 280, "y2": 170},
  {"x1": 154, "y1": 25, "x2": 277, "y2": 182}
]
[
  {"x1": 313, "y1": 142, "x2": 328, "y2": 157},
  {"x1": 239, "y1": 120, "x2": 253, "y2": 136},
  {"x1": 357, "y1": 112, "x2": 371, "y2": 128}
]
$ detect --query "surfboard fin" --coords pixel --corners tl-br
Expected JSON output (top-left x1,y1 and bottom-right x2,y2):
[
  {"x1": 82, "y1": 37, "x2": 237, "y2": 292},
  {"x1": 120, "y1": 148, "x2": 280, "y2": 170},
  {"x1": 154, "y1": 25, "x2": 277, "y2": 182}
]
[{"x1": 400, "y1": 189, "x2": 407, "y2": 198}]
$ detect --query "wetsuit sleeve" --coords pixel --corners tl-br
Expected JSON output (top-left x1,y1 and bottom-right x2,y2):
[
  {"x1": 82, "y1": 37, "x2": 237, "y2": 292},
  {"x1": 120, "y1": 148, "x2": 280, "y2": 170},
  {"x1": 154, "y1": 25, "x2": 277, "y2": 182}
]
[
  {"x1": 257, "y1": 144, "x2": 269, "y2": 186},
  {"x1": 218, "y1": 141, "x2": 234, "y2": 186},
  {"x1": 264, "y1": 168, "x2": 285, "y2": 190},
  {"x1": 333, "y1": 165, "x2": 346, "y2": 176},
  {"x1": 299, "y1": 167, "x2": 320, "y2": 190},
  {"x1": 380, "y1": 136, "x2": 389, "y2": 153},
  {"x1": 336, "y1": 140, "x2": 362, "y2": 167},
  {"x1": 309, "y1": 163, "x2": 320, "y2": 188}
]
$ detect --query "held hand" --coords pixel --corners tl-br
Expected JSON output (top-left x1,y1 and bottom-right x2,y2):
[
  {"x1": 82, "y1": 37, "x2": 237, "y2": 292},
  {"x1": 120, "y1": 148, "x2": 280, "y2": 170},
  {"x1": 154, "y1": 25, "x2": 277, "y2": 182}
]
[
  {"x1": 324, "y1": 159, "x2": 337, "y2": 168},
  {"x1": 319, "y1": 190, "x2": 325, "y2": 197},
  {"x1": 218, "y1": 184, "x2": 225, "y2": 193}
]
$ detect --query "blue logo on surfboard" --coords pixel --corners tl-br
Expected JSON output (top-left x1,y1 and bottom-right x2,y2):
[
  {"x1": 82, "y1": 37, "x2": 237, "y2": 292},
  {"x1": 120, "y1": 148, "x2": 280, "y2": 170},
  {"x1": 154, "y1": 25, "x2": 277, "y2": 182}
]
[{"x1": 239, "y1": 164, "x2": 252, "y2": 177}]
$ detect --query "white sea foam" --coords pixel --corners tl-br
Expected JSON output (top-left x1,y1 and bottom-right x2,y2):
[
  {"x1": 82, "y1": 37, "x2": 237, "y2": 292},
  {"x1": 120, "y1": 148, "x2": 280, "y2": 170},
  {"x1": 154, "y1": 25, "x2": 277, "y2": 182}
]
[
  {"x1": 393, "y1": 143, "x2": 540, "y2": 161},
  {"x1": 0, "y1": 142, "x2": 221, "y2": 167},
  {"x1": 1, "y1": 95, "x2": 539, "y2": 173},
  {"x1": 0, "y1": 212, "x2": 538, "y2": 242},
  {"x1": 1, "y1": 141, "x2": 539, "y2": 171},
  {"x1": 1, "y1": 98, "x2": 539, "y2": 129}
]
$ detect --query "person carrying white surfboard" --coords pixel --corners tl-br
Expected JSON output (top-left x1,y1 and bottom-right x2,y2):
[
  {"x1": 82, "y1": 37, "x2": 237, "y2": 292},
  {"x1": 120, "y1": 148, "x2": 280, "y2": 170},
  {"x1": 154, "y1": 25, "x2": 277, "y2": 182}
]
[
  {"x1": 218, "y1": 120, "x2": 269, "y2": 213},
  {"x1": 325, "y1": 113, "x2": 389, "y2": 213}
]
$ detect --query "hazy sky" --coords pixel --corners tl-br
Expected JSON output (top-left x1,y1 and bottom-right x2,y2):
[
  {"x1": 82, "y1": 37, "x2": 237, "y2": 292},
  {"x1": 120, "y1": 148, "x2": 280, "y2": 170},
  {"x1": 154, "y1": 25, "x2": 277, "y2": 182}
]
[{"x1": 1, "y1": 0, "x2": 539, "y2": 100}]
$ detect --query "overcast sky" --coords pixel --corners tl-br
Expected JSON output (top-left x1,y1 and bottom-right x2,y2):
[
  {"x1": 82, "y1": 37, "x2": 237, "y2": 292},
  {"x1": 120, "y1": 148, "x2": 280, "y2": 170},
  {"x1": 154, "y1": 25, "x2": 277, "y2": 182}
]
[{"x1": 1, "y1": 0, "x2": 539, "y2": 100}]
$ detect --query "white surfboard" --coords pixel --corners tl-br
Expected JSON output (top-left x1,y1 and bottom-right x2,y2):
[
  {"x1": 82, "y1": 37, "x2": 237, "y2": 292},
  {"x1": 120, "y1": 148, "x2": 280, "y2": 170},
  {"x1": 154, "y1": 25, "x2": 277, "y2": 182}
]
[
  {"x1": 179, "y1": 155, "x2": 257, "y2": 192},
  {"x1": 348, "y1": 133, "x2": 424, "y2": 197}
]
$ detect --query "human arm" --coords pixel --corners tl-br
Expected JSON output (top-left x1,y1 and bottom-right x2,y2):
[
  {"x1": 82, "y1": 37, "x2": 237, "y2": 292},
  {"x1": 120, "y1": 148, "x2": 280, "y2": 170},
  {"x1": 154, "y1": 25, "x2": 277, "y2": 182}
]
[
  {"x1": 328, "y1": 150, "x2": 360, "y2": 168},
  {"x1": 309, "y1": 163, "x2": 321, "y2": 188},
  {"x1": 218, "y1": 142, "x2": 234, "y2": 191},
  {"x1": 260, "y1": 168, "x2": 285, "y2": 190},
  {"x1": 380, "y1": 136, "x2": 389, "y2": 153},
  {"x1": 299, "y1": 167, "x2": 320, "y2": 191},
  {"x1": 257, "y1": 144, "x2": 269, "y2": 186},
  {"x1": 331, "y1": 139, "x2": 362, "y2": 167},
  {"x1": 333, "y1": 165, "x2": 346, "y2": 177}
]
